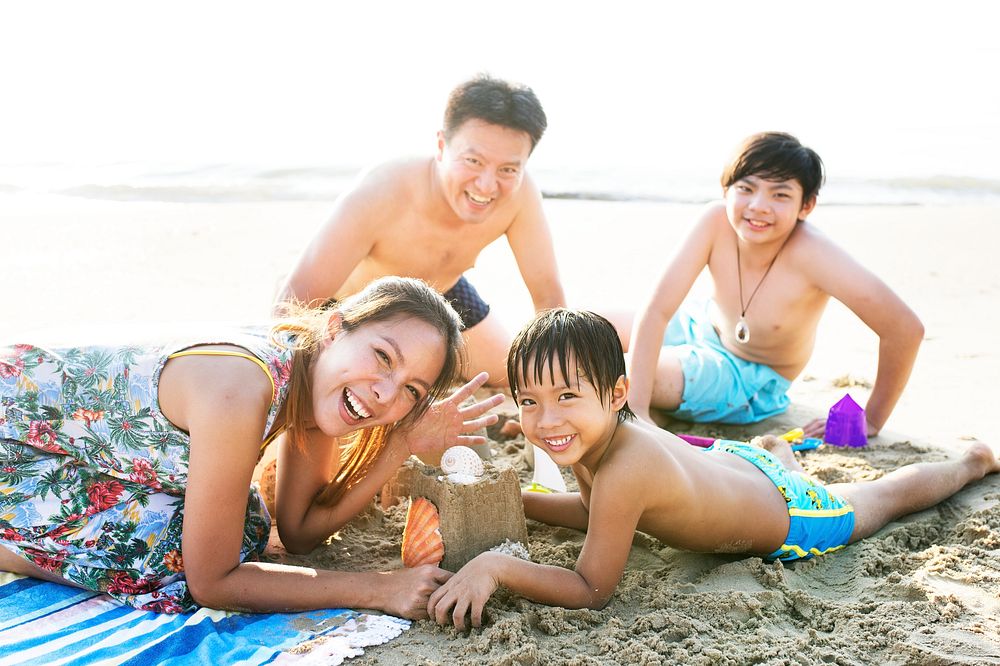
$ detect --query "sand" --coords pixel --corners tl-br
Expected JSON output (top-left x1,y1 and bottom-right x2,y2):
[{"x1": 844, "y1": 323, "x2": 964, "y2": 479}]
[{"x1": 3, "y1": 193, "x2": 1000, "y2": 664}]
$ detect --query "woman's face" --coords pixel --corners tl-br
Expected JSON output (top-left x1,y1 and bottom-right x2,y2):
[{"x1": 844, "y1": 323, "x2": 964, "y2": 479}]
[{"x1": 308, "y1": 315, "x2": 447, "y2": 437}]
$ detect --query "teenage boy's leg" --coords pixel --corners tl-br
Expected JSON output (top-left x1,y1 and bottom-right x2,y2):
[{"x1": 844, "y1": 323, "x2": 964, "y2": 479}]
[
  {"x1": 827, "y1": 443, "x2": 999, "y2": 542},
  {"x1": 648, "y1": 349, "x2": 686, "y2": 413}
]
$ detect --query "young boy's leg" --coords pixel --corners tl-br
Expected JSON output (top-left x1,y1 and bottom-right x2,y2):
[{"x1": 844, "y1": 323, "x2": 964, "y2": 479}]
[{"x1": 826, "y1": 443, "x2": 999, "y2": 542}]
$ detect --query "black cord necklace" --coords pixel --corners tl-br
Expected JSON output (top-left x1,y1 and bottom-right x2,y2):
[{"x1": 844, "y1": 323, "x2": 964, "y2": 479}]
[{"x1": 734, "y1": 238, "x2": 789, "y2": 344}]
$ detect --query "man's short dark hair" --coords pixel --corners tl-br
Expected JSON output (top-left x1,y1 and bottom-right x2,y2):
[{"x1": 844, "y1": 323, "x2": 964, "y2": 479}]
[
  {"x1": 721, "y1": 132, "x2": 826, "y2": 205},
  {"x1": 507, "y1": 309, "x2": 635, "y2": 424},
  {"x1": 444, "y1": 74, "x2": 547, "y2": 152}
]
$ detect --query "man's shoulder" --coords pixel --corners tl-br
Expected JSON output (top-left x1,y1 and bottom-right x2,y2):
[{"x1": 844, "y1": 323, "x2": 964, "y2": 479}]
[{"x1": 345, "y1": 157, "x2": 430, "y2": 214}]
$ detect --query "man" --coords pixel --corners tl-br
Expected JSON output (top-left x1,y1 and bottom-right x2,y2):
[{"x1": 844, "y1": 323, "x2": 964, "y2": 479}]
[{"x1": 278, "y1": 75, "x2": 565, "y2": 386}]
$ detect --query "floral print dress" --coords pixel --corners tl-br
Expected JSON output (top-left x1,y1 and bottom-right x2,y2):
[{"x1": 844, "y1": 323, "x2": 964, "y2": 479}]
[{"x1": 0, "y1": 330, "x2": 294, "y2": 613}]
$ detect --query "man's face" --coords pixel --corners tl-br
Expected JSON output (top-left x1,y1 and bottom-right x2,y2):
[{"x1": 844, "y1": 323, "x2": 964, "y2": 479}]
[{"x1": 436, "y1": 119, "x2": 533, "y2": 223}]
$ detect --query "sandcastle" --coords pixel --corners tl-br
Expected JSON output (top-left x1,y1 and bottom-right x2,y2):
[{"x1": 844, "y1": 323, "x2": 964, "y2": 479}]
[
  {"x1": 258, "y1": 446, "x2": 530, "y2": 572},
  {"x1": 382, "y1": 447, "x2": 529, "y2": 572}
]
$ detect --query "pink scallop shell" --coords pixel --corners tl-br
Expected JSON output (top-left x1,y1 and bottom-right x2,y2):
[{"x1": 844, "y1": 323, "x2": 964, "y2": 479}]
[{"x1": 401, "y1": 496, "x2": 444, "y2": 568}]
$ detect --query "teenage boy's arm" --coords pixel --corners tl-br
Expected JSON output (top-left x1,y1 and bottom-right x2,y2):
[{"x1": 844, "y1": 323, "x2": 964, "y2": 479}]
[
  {"x1": 274, "y1": 179, "x2": 382, "y2": 312},
  {"x1": 427, "y1": 468, "x2": 644, "y2": 628},
  {"x1": 505, "y1": 177, "x2": 566, "y2": 311},
  {"x1": 804, "y1": 237, "x2": 924, "y2": 435},
  {"x1": 628, "y1": 205, "x2": 718, "y2": 421}
]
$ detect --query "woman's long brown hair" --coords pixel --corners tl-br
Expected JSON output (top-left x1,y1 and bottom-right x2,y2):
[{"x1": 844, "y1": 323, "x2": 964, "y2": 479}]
[{"x1": 273, "y1": 277, "x2": 465, "y2": 506}]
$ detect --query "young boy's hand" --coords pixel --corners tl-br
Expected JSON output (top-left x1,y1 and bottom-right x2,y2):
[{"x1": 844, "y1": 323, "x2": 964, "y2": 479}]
[
  {"x1": 381, "y1": 565, "x2": 453, "y2": 620},
  {"x1": 399, "y1": 372, "x2": 504, "y2": 455},
  {"x1": 426, "y1": 552, "x2": 503, "y2": 630}
]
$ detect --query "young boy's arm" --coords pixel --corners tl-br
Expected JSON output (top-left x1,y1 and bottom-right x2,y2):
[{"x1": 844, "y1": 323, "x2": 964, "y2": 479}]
[
  {"x1": 628, "y1": 205, "x2": 718, "y2": 422},
  {"x1": 427, "y1": 461, "x2": 646, "y2": 628},
  {"x1": 504, "y1": 176, "x2": 566, "y2": 311},
  {"x1": 803, "y1": 235, "x2": 924, "y2": 435},
  {"x1": 274, "y1": 175, "x2": 384, "y2": 312},
  {"x1": 521, "y1": 490, "x2": 590, "y2": 530}
]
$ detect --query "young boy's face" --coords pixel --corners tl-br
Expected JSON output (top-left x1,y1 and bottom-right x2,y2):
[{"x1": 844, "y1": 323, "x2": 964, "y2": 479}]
[
  {"x1": 514, "y1": 356, "x2": 623, "y2": 468},
  {"x1": 435, "y1": 119, "x2": 532, "y2": 225},
  {"x1": 725, "y1": 175, "x2": 816, "y2": 243}
]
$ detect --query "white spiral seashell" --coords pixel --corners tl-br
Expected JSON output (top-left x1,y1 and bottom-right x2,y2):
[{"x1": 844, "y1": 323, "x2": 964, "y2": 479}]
[{"x1": 440, "y1": 445, "x2": 484, "y2": 477}]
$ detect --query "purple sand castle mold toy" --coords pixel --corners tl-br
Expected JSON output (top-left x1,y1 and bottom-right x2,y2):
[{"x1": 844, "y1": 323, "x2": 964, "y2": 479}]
[{"x1": 825, "y1": 393, "x2": 867, "y2": 447}]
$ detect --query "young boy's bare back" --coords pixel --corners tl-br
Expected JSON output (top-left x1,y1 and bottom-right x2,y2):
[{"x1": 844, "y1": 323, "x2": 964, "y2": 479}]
[
  {"x1": 628, "y1": 133, "x2": 923, "y2": 436},
  {"x1": 426, "y1": 310, "x2": 997, "y2": 630},
  {"x1": 550, "y1": 419, "x2": 793, "y2": 555}
]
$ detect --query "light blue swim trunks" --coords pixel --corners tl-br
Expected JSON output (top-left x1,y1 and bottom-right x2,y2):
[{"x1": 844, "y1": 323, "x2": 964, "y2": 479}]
[
  {"x1": 663, "y1": 300, "x2": 791, "y2": 424},
  {"x1": 706, "y1": 440, "x2": 855, "y2": 561}
]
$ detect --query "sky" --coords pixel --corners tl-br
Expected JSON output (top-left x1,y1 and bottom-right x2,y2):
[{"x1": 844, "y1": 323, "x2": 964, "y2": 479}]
[{"x1": 2, "y1": 1, "x2": 998, "y2": 181}]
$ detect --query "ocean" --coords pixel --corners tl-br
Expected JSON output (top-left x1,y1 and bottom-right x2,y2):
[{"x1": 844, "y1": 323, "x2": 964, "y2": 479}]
[{"x1": 2, "y1": 160, "x2": 998, "y2": 208}]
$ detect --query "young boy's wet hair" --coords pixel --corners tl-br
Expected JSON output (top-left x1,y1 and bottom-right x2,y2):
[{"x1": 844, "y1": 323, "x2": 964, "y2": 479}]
[
  {"x1": 444, "y1": 74, "x2": 548, "y2": 152},
  {"x1": 507, "y1": 309, "x2": 635, "y2": 424},
  {"x1": 721, "y1": 132, "x2": 826, "y2": 205}
]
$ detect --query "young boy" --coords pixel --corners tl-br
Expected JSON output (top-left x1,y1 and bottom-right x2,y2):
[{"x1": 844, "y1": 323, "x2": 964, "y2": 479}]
[
  {"x1": 426, "y1": 309, "x2": 998, "y2": 629},
  {"x1": 627, "y1": 132, "x2": 923, "y2": 436},
  {"x1": 277, "y1": 74, "x2": 565, "y2": 387}
]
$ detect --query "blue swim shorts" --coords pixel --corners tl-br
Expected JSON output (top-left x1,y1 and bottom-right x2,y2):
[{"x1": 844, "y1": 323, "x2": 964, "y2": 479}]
[
  {"x1": 443, "y1": 276, "x2": 491, "y2": 329},
  {"x1": 706, "y1": 439, "x2": 855, "y2": 561},
  {"x1": 663, "y1": 301, "x2": 791, "y2": 424}
]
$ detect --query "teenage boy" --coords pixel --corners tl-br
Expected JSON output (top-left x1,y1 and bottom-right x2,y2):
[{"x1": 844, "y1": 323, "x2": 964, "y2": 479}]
[{"x1": 628, "y1": 132, "x2": 923, "y2": 436}]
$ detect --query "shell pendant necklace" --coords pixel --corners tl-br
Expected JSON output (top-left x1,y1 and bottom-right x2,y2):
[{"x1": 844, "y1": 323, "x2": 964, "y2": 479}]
[{"x1": 734, "y1": 238, "x2": 787, "y2": 344}]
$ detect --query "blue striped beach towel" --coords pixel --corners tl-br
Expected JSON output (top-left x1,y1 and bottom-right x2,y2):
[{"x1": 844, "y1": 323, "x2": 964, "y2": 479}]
[{"x1": 0, "y1": 573, "x2": 409, "y2": 665}]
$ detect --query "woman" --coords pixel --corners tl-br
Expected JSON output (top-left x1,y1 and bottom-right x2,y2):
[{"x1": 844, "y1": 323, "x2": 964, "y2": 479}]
[{"x1": 0, "y1": 277, "x2": 502, "y2": 617}]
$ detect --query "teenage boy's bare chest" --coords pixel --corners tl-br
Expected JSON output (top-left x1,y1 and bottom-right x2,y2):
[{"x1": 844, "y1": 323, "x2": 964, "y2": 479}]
[{"x1": 708, "y1": 260, "x2": 828, "y2": 370}]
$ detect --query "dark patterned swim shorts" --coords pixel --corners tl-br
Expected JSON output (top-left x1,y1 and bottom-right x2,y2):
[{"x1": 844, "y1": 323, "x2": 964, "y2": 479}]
[{"x1": 443, "y1": 276, "x2": 491, "y2": 329}]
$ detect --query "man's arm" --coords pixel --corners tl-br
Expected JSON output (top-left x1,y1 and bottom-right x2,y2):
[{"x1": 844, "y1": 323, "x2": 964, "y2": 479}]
[
  {"x1": 274, "y1": 176, "x2": 385, "y2": 312},
  {"x1": 627, "y1": 204, "x2": 718, "y2": 422},
  {"x1": 504, "y1": 176, "x2": 566, "y2": 311},
  {"x1": 803, "y1": 235, "x2": 924, "y2": 435}
]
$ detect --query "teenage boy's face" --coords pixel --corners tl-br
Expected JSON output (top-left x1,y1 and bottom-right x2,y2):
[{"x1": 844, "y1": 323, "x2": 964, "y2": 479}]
[
  {"x1": 725, "y1": 175, "x2": 816, "y2": 243},
  {"x1": 435, "y1": 119, "x2": 532, "y2": 224},
  {"x1": 514, "y1": 357, "x2": 622, "y2": 468}
]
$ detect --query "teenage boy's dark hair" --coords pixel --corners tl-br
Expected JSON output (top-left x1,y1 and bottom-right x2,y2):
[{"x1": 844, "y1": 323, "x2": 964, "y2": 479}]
[
  {"x1": 507, "y1": 309, "x2": 635, "y2": 424},
  {"x1": 721, "y1": 132, "x2": 826, "y2": 205},
  {"x1": 443, "y1": 74, "x2": 547, "y2": 152}
]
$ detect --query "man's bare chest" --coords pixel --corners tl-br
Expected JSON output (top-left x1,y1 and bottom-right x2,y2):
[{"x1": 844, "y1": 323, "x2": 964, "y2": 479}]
[{"x1": 369, "y1": 219, "x2": 506, "y2": 279}]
